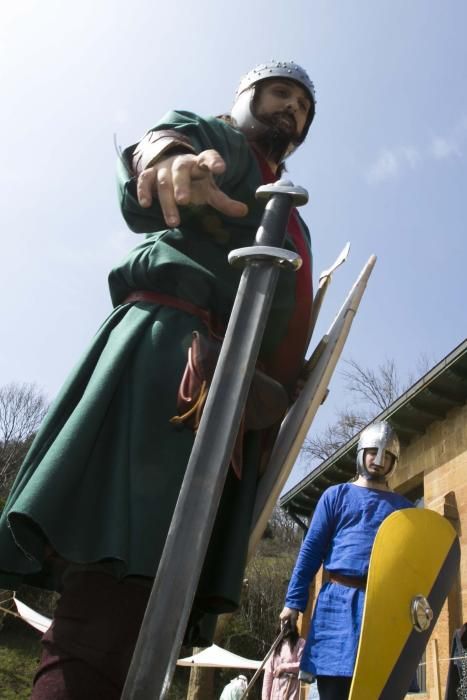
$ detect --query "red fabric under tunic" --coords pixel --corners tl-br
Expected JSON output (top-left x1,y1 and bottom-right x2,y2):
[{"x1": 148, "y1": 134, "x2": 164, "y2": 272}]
[{"x1": 254, "y1": 153, "x2": 313, "y2": 388}]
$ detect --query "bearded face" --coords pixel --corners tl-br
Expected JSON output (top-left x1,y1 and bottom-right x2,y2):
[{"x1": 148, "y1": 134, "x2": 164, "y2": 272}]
[{"x1": 251, "y1": 80, "x2": 311, "y2": 163}]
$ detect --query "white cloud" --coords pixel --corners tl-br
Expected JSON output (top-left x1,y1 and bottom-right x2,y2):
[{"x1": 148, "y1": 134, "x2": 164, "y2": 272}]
[
  {"x1": 400, "y1": 146, "x2": 421, "y2": 169},
  {"x1": 366, "y1": 149, "x2": 399, "y2": 184},
  {"x1": 366, "y1": 146, "x2": 421, "y2": 184},
  {"x1": 367, "y1": 113, "x2": 467, "y2": 185},
  {"x1": 430, "y1": 137, "x2": 461, "y2": 160}
]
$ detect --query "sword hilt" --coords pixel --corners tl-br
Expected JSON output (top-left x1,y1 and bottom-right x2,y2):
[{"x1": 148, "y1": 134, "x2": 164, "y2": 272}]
[
  {"x1": 256, "y1": 179, "x2": 309, "y2": 206},
  {"x1": 253, "y1": 179, "x2": 309, "y2": 249}
]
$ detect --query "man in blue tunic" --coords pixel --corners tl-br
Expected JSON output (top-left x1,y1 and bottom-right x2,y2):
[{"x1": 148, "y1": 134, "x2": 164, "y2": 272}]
[{"x1": 280, "y1": 421, "x2": 413, "y2": 700}]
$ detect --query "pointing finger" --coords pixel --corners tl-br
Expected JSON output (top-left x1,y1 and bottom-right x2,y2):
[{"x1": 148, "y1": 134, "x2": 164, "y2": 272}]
[
  {"x1": 172, "y1": 156, "x2": 196, "y2": 205},
  {"x1": 208, "y1": 187, "x2": 248, "y2": 219},
  {"x1": 196, "y1": 149, "x2": 226, "y2": 176},
  {"x1": 137, "y1": 168, "x2": 157, "y2": 208},
  {"x1": 156, "y1": 167, "x2": 180, "y2": 227}
]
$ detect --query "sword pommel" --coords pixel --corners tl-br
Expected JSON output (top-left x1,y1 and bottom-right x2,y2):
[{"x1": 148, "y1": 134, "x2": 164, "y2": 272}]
[{"x1": 256, "y1": 179, "x2": 309, "y2": 206}]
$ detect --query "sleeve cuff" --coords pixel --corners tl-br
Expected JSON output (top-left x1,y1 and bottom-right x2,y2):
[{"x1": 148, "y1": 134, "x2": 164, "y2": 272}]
[{"x1": 132, "y1": 129, "x2": 195, "y2": 174}]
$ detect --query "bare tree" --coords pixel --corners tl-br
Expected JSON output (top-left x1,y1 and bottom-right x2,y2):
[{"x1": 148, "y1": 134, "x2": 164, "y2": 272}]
[
  {"x1": 0, "y1": 382, "x2": 47, "y2": 496},
  {"x1": 263, "y1": 505, "x2": 302, "y2": 546},
  {"x1": 340, "y1": 358, "x2": 402, "y2": 412},
  {"x1": 302, "y1": 357, "x2": 411, "y2": 463},
  {"x1": 303, "y1": 408, "x2": 370, "y2": 462}
]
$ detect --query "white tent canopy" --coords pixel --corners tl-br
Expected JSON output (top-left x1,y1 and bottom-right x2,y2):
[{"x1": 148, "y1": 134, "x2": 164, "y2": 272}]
[
  {"x1": 177, "y1": 644, "x2": 261, "y2": 669},
  {"x1": 14, "y1": 597, "x2": 52, "y2": 633},
  {"x1": 11, "y1": 601, "x2": 262, "y2": 671}
]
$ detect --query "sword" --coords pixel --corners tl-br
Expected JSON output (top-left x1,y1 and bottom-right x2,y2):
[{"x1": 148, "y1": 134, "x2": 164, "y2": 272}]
[{"x1": 121, "y1": 180, "x2": 308, "y2": 700}]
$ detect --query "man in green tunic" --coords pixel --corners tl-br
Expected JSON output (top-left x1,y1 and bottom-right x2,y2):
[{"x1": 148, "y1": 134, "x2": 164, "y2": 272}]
[{"x1": 0, "y1": 61, "x2": 316, "y2": 698}]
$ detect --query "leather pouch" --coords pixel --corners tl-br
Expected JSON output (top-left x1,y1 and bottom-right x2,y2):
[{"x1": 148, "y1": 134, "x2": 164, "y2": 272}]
[{"x1": 170, "y1": 331, "x2": 288, "y2": 478}]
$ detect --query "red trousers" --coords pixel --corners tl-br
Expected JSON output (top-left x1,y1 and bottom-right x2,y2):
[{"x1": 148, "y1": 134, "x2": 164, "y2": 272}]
[{"x1": 31, "y1": 572, "x2": 151, "y2": 700}]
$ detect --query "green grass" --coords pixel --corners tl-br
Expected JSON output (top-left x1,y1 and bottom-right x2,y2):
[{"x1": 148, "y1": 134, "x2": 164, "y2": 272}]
[
  {"x1": 0, "y1": 616, "x2": 41, "y2": 700},
  {"x1": 0, "y1": 613, "x2": 191, "y2": 699}
]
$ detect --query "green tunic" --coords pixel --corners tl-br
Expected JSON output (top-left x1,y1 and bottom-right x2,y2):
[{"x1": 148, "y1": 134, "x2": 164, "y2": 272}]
[{"x1": 0, "y1": 111, "x2": 312, "y2": 623}]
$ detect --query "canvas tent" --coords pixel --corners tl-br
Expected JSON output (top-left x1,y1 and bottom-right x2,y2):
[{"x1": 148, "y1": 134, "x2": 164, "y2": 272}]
[
  {"x1": 13, "y1": 597, "x2": 52, "y2": 633},
  {"x1": 177, "y1": 644, "x2": 261, "y2": 669},
  {"x1": 9, "y1": 602, "x2": 261, "y2": 672}
]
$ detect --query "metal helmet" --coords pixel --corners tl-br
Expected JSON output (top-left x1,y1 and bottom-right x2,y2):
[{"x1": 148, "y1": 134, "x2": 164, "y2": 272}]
[
  {"x1": 356, "y1": 421, "x2": 400, "y2": 481},
  {"x1": 231, "y1": 60, "x2": 316, "y2": 159}
]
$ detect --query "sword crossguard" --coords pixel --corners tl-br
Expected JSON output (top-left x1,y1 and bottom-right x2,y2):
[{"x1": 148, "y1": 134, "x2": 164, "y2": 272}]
[
  {"x1": 228, "y1": 246, "x2": 302, "y2": 270},
  {"x1": 256, "y1": 179, "x2": 309, "y2": 206}
]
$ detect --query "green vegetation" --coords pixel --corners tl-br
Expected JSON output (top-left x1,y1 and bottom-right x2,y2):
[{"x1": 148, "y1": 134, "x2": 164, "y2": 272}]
[
  {"x1": 0, "y1": 611, "x2": 190, "y2": 700},
  {"x1": 0, "y1": 615, "x2": 41, "y2": 700}
]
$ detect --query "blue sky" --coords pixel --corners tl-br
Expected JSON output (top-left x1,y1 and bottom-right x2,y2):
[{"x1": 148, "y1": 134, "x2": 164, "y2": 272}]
[{"x1": 1, "y1": 1, "x2": 466, "y2": 487}]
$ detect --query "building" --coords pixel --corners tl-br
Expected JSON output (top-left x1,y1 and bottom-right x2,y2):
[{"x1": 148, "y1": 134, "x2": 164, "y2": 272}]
[{"x1": 280, "y1": 338, "x2": 467, "y2": 699}]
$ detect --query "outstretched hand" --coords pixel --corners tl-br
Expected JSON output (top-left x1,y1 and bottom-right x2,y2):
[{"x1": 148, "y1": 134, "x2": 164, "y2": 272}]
[{"x1": 136, "y1": 149, "x2": 249, "y2": 227}]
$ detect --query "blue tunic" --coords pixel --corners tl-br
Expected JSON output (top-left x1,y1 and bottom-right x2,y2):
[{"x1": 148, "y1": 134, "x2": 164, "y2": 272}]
[{"x1": 285, "y1": 483, "x2": 412, "y2": 676}]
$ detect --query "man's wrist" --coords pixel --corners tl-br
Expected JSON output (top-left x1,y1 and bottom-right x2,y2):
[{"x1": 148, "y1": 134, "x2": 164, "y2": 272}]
[{"x1": 132, "y1": 129, "x2": 195, "y2": 175}]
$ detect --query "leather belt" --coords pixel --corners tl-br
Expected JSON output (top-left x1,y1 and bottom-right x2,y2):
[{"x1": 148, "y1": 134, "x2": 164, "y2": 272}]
[
  {"x1": 328, "y1": 572, "x2": 367, "y2": 590},
  {"x1": 123, "y1": 291, "x2": 224, "y2": 335}
]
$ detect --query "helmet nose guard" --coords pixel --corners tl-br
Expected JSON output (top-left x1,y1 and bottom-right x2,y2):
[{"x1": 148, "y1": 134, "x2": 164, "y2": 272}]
[
  {"x1": 231, "y1": 60, "x2": 316, "y2": 159},
  {"x1": 356, "y1": 421, "x2": 400, "y2": 481}
]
